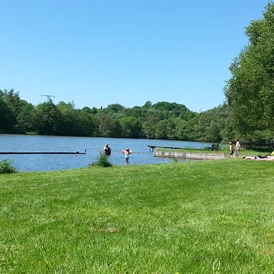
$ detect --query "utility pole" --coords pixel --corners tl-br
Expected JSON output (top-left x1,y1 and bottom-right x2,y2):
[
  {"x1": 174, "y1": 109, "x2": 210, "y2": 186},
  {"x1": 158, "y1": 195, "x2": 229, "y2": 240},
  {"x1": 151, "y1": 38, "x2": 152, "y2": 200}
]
[{"x1": 41, "y1": 94, "x2": 55, "y2": 102}]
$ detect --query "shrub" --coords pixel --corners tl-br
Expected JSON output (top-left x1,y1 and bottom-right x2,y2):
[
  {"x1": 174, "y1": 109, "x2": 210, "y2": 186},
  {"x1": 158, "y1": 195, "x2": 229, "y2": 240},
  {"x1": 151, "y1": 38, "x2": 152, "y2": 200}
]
[
  {"x1": 90, "y1": 153, "x2": 113, "y2": 167},
  {"x1": 0, "y1": 159, "x2": 17, "y2": 174}
]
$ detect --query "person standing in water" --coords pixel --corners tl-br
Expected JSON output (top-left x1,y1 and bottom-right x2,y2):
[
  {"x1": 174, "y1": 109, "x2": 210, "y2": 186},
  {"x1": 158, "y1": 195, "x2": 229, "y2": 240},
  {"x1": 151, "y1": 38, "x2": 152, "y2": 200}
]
[
  {"x1": 103, "y1": 144, "x2": 111, "y2": 156},
  {"x1": 124, "y1": 148, "x2": 130, "y2": 164}
]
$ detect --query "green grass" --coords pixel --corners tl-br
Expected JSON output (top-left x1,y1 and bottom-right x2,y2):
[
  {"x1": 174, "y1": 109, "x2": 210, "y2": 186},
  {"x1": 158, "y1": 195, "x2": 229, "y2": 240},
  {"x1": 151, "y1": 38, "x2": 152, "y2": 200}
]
[{"x1": 1, "y1": 159, "x2": 274, "y2": 273}]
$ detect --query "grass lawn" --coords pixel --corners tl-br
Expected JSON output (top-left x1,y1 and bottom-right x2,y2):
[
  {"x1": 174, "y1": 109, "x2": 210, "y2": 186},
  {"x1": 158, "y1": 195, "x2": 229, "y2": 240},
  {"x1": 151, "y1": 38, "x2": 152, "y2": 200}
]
[{"x1": 1, "y1": 159, "x2": 274, "y2": 273}]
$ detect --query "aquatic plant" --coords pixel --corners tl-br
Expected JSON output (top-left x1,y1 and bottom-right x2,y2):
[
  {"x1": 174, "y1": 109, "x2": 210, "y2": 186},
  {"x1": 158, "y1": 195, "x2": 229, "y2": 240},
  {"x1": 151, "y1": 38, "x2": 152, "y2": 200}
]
[
  {"x1": 90, "y1": 152, "x2": 113, "y2": 167},
  {"x1": 0, "y1": 159, "x2": 17, "y2": 174}
]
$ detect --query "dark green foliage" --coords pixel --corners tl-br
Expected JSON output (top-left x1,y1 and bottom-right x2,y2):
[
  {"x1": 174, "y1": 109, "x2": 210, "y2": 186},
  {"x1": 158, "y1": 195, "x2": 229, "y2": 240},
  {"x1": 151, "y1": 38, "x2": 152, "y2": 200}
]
[
  {"x1": 0, "y1": 98, "x2": 13, "y2": 129},
  {"x1": 0, "y1": 159, "x2": 17, "y2": 174},
  {"x1": 224, "y1": 2, "x2": 274, "y2": 135},
  {"x1": 90, "y1": 153, "x2": 113, "y2": 167},
  {"x1": 16, "y1": 100, "x2": 35, "y2": 133},
  {"x1": 0, "y1": 88, "x2": 232, "y2": 143},
  {"x1": 97, "y1": 112, "x2": 122, "y2": 137},
  {"x1": 0, "y1": 89, "x2": 22, "y2": 130},
  {"x1": 120, "y1": 116, "x2": 142, "y2": 138},
  {"x1": 34, "y1": 101, "x2": 61, "y2": 135}
]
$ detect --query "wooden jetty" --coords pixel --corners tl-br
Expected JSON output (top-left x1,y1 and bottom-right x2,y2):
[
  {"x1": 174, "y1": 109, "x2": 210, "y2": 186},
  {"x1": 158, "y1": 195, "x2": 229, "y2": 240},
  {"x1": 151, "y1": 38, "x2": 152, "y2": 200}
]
[
  {"x1": 154, "y1": 150, "x2": 226, "y2": 160},
  {"x1": 148, "y1": 144, "x2": 219, "y2": 151},
  {"x1": 0, "y1": 150, "x2": 86, "y2": 155},
  {"x1": 148, "y1": 145, "x2": 182, "y2": 151}
]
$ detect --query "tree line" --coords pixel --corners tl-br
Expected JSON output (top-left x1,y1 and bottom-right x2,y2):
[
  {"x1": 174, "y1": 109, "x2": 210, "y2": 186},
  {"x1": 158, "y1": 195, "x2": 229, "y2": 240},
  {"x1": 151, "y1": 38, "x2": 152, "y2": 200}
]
[
  {"x1": 0, "y1": 87, "x2": 272, "y2": 144},
  {"x1": 1, "y1": 2, "x2": 274, "y2": 144},
  {"x1": 0, "y1": 88, "x2": 226, "y2": 142}
]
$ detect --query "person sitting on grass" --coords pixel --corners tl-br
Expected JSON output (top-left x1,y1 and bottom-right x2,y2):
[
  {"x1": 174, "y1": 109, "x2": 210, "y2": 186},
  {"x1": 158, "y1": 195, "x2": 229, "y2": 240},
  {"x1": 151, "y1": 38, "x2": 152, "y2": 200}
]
[{"x1": 242, "y1": 154, "x2": 274, "y2": 160}]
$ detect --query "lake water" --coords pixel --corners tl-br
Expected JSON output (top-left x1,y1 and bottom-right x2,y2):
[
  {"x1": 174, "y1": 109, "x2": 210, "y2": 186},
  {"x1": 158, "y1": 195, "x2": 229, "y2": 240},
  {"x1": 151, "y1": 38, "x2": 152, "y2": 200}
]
[{"x1": 0, "y1": 134, "x2": 211, "y2": 172}]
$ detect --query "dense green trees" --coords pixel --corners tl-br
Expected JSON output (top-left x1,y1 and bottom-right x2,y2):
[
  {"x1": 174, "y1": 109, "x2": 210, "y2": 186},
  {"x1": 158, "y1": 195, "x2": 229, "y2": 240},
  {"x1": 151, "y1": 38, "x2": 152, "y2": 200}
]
[
  {"x1": 0, "y1": 89, "x2": 35, "y2": 132},
  {"x1": 0, "y1": 88, "x2": 232, "y2": 142},
  {"x1": 34, "y1": 101, "x2": 61, "y2": 135},
  {"x1": 0, "y1": 98, "x2": 12, "y2": 130},
  {"x1": 1, "y1": 85, "x2": 271, "y2": 143},
  {"x1": 224, "y1": 2, "x2": 274, "y2": 139},
  {"x1": 120, "y1": 117, "x2": 142, "y2": 138}
]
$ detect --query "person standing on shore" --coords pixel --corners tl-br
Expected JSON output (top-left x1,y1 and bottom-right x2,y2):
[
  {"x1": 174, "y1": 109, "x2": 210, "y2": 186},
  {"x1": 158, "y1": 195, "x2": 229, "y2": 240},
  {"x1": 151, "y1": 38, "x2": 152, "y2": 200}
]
[
  {"x1": 229, "y1": 141, "x2": 234, "y2": 156},
  {"x1": 235, "y1": 139, "x2": 241, "y2": 156}
]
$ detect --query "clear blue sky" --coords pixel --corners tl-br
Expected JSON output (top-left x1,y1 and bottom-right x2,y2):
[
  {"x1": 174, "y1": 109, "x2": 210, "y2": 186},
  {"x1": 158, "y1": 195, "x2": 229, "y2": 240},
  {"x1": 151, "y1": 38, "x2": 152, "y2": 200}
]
[{"x1": 0, "y1": 0, "x2": 268, "y2": 112}]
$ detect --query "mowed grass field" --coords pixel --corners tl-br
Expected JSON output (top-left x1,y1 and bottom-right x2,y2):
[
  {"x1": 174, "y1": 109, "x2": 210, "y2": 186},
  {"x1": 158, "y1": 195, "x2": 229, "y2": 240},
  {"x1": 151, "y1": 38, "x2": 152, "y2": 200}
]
[{"x1": 1, "y1": 159, "x2": 274, "y2": 273}]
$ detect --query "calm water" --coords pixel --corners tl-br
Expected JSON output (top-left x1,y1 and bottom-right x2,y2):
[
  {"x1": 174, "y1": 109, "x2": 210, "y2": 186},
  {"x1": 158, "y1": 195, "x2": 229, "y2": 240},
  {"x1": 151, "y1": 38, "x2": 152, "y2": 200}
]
[{"x1": 0, "y1": 134, "x2": 211, "y2": 172}]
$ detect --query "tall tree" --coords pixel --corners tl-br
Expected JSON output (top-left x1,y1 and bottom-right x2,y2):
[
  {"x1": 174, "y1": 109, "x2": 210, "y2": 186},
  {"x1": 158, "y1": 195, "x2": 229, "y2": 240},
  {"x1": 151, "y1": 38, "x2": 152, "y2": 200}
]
[
  {"x1": 16, "y1": 100, "x2": 35, "y2": 132},
  {"x1": 120, "y1": 116, "x2": 142, "y2": 138},
  {"x1": 97, "y1": 113, "x2": 122, "y2": 137},
  {"x1": 0, "y1": 98, "x2": 13, "y2": 129},
  {"x1": 0, "y1": 89, "x2": 21, "y2": 128},
  {"x1": 142, "y1": 115, "x2": 158, "y2": 139},
  {"x1": 34, "y1": 100, "x2": 61, "y2": 135},
  {"x1": 224, "y1": 2, "x2": 274, "y2": 136},
  {"x1": 154, "y1": 120, "x2": 169, "y2": 140}
]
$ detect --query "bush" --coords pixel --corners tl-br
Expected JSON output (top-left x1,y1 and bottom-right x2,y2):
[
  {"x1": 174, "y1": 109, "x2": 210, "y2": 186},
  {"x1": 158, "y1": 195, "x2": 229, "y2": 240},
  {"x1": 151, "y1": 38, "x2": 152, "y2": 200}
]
[
  {"x1": 0, "y1": 159, "x2": 17, "y2": 174},
  {"x1": 89, "y1": 153, "x2": 113, "y2": 167}
]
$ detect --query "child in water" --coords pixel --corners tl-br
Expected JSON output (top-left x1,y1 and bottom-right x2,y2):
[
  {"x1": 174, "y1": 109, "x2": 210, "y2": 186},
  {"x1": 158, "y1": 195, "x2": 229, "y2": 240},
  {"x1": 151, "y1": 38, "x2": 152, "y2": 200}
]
[{"x1": 124, "y1": 148, "x2": 130, "y2": 164}]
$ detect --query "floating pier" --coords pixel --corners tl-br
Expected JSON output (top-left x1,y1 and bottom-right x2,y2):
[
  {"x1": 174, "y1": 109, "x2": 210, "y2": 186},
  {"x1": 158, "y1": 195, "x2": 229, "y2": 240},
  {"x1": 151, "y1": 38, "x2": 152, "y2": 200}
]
[
  {"x1": 148, "y1": 145, "x2": 182, "y2": 151},
  {"x1": 154, "y1": 150, "x2": 226, "y2": 160},
  {"x1": 0, "y1": 150, "x2": 86, "y2": 155}
]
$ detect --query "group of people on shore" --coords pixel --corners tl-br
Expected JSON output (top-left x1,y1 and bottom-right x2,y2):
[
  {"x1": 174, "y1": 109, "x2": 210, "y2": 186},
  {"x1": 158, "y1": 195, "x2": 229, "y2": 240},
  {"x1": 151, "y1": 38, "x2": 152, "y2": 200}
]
[
  {"x1": 229, "y1": 139, "x2": 241, "y2": 156},
  {"x1": 103, "y1": 144, "x2": 131, "y2": 163},
  {"x1": 229, "y1": 139, "x2": 274, "y2": 161}
]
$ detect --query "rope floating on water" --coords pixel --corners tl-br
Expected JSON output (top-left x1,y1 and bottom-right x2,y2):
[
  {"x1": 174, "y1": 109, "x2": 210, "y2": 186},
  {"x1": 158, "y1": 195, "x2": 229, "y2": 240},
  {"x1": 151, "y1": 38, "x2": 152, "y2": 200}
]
[{"x1": 0, "y1": 150, "x2": 86, "y2": 155}]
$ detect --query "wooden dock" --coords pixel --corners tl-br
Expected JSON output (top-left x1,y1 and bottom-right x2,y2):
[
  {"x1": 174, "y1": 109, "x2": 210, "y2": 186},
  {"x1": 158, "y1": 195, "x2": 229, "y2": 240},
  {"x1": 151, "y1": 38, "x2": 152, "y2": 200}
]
[
  {"x1": 148, "y1": 145, "x2": 182, "y2": 151},
  {"x1": 0, "y1": 150, "x2": 86, "y2": 155}
]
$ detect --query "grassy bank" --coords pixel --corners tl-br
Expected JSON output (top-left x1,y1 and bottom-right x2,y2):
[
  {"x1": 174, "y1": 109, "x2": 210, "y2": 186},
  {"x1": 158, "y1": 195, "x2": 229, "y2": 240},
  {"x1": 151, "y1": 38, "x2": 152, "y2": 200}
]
[{"x1": 1, "y1": 159, "x2": 274, "y2": 273}]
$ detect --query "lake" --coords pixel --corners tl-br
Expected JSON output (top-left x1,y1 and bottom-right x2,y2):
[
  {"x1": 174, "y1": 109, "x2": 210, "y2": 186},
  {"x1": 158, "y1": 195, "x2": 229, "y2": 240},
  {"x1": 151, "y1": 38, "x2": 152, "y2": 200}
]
[{"x1": 0, "y1": 134, "x2": 211, "y2": 172}]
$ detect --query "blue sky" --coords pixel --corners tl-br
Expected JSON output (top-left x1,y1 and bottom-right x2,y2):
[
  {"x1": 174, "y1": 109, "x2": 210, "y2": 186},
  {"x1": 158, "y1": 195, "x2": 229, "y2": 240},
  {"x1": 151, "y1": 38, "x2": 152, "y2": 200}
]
[{"x1": 0, "y1": 0, "x2": 269, "y2": 112}]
